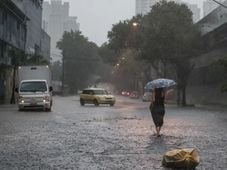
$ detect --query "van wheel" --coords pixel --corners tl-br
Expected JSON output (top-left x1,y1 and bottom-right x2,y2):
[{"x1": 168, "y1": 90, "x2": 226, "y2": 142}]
[
  {"x1": 94, "y1": 99, "x2": 99, "y2": 106},
  {"x1": 46, "y1": 107, "x2": 51, "y2": 112},
  {"x1": 110, "y1": 103, "x2": 114, "y2": 106}
]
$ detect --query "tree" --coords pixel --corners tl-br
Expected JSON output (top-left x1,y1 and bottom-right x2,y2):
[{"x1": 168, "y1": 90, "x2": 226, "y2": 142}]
[
  {"x1": 140, "y1": 0, "x2": 202, "y2": 106},
  {"x1": 57, "y1": 31, "x2": 101, "y2": 93},
  {"x1": 98, "y1": 43, "x2": 116, "y2": 65},
  {"x1": 107, "y1": 15, "x2": 143, "y2": 52},
  {"x1": 51, "y1": 61, "x2": 62, "y2": 81},
  {"x1": 111, "y1": 49, "x2": 146, "y2": 91},
  {"x1": 107, "y1": 15, "x2": 148, "y2": 92}
]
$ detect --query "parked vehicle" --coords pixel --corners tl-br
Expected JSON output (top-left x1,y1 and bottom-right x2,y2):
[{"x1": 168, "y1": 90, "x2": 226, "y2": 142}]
[
  {"x1": 142, "y1": 92, "x2": 152, "y2": 102},
  {"x1": 129, "y1": 91, "x2": 139, "y2": 99},
  {"x1": 15, "y1": 65, "x2": 53, "y2": 111},
  {"x1": 80, "y1": 88, "x2": 115, "y2": 106},
  {"x1": 121, "y1": 90, "x2": 131, "y2": 96}
]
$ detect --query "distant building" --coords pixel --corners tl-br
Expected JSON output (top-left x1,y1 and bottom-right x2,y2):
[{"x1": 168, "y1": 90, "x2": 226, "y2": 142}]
[
  {"x1": 203, "y1": 0, "x2": 226, "y2": 17},
  {"x1": 41, "y1": 30, "x2": 51, "y2": 60},
  {"x1": 135, "y1": 0, "x2": 159, "y2": 15},
  {"x1": 42, "y1": 0, "x2": 80, "y2": 62},
  {"x1": 135, "y1": 0, "x2": 200, "y2": 22},
  {"x1": 11, "y1": 0, "x2": 50, "y2": 61},
  {"x1": 185, "y1": 3, "x2": 200, "y2": 23}
]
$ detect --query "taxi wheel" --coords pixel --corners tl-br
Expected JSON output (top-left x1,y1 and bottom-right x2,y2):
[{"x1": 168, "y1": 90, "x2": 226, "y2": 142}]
[
  {"x1": 80, "y1": 99, "x2": 85, "y2": 106},
  {"x1": 94, "y1": 99, "x2": 99, "y2": 106}
]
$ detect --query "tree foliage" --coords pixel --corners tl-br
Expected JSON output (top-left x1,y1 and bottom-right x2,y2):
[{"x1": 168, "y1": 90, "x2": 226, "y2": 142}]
[
  {"x1": 51, "y1": 61, "x2": 62, "y2": 81},
  {"x1": 107, "y1": 15, "x2": 143, "y2": 52},
  {"x1": 107, "y1": 0, "x2": 202, "y2": 105},
  {"x1": 98, "y1": 43, "x2": 116, "y2": 65},
  {"x1": 111, "y1": 49, "x2": 147, "y2": 91},
  {"x1": 57, "y1": 31, "x2": 101, "y2": 93},
  {"x1": 140, "y1": 0, "x2": 202, "y2": 105}
]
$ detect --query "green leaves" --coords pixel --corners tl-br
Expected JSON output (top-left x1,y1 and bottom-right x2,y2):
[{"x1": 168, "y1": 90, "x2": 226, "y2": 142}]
[
  {"x1": 106, "y1": 0, "x2": 203, "y2": 105},
  {"x1": 57, "y1": 31, "x2": 101, "y2": 93}
]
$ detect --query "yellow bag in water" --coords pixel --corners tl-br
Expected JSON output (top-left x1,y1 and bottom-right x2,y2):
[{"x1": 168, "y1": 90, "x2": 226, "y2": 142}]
[{"x1": 162, "y1": 148, "x2": 200, "y2": 169}]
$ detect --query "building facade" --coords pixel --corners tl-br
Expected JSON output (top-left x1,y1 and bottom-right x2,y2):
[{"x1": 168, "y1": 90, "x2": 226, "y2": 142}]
[
  {"x1": 203, "y1": 0, "x2": 226, "y2": 17},
  {"x1": 12, "y1": 0, "x2": 50, "y2": 60},
  {"x1": 185, "y1": 4, "x2": 227, "y2": 106},
  {"x1": 0, "y1": 0, "x2": 27, "y2": 103},
  {"x1": 187, "y1": 23, "x2": 227, "y2": 106},
  {"x1": 42, "y1": 0, "x2": 80, "y2": 62},
  {"x1": 0, "y1": 0, "x2": 50, "y2": 103},
  {"x1": 197, "y1": 2, "x2": 227, "y2": 35}
]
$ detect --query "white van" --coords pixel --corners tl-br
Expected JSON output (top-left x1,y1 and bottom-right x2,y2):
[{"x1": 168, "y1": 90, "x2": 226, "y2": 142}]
[{"x1": 15, "y1": 66, "x2": 53, "y2": 111}]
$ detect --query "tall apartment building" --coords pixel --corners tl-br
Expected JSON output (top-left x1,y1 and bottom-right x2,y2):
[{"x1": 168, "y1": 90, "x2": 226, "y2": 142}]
[
  {"x1": 135, "y1": 0, "x2": 200, "y2": 22},
  {"x1": 0, "y1": 0, "x2": 28, "y2": 103},
  {"x1": 11, "y1": 0, "x2": 50, "y2": 61},
  {"x1": 42, "y1": 0, "x2": 80, "y2": 62},
  {"x1": 203, "y1": 0, "x2": 226, "y2": 17}
]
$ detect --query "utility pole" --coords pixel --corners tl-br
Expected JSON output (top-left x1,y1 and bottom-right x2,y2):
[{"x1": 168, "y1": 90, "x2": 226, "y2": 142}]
[{"x1": 62, "y1": 51, "x2": 65, "y2": 94}]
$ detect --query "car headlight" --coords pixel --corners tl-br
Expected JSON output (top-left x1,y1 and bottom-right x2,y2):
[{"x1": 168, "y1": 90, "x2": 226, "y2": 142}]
[
  {"x1": 43, "y1": 96, "x2": 50, "y2": 102},
  {"x1": 18, "y1": 96, "x2": 24, "y2": 103}
]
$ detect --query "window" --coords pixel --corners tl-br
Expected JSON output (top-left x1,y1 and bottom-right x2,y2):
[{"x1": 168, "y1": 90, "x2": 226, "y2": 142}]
[{"x1": 20, "y1": 81, "x2": 47, "y2": 92}]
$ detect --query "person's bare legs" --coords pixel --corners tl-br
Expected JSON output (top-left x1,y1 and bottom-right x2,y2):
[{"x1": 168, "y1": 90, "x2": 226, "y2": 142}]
[{"x1": 156, "y1": 127, "x2": 161, "y2": 137}]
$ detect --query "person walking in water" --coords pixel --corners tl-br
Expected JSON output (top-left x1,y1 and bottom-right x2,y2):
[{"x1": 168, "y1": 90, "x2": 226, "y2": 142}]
[{"x1": 150, "y1": 88, "x2": 166, "y2": 137}]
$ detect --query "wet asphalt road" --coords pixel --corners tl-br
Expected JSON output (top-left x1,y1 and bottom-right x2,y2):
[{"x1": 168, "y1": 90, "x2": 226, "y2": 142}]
[{"x1": 0, "y1": 96, "x2": 226, "y2": 170}]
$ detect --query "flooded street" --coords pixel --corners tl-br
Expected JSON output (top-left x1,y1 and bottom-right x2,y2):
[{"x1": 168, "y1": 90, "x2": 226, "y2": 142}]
[{"x1": 0, "y1": 96, "x2": 226, "y2": 169}]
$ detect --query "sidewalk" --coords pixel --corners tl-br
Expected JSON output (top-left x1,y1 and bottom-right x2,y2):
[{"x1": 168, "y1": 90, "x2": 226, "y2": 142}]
[{"x1": 195, "y1": 103, "x2": 227, "y2": 112}]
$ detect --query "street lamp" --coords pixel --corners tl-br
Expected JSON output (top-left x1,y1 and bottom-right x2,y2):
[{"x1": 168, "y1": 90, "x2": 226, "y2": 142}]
[{"x1": 132, "y1": 22, "x2": 139, "y2": 27}]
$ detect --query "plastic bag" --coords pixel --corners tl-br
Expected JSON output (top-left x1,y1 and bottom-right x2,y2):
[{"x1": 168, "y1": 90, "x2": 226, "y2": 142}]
[{"x1": 162, "y1": 148, "x2": 200, "y2": 169}]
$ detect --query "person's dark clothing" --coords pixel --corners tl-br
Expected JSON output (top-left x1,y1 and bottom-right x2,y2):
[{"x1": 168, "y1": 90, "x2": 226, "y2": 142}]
[{"x1": 150, "y1": 88, "x2": 165, "y2": 127}]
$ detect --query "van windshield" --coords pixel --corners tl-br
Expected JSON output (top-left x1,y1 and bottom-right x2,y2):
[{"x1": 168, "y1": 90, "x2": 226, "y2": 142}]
[{"x1": 20, "y1": 81, "x2": 47, "y2": 92}]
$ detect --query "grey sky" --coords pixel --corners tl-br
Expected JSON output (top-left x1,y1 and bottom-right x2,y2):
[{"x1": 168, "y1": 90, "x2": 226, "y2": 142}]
[{"x1": 65, "y1": 0, "x2": 205, "y2": 46}]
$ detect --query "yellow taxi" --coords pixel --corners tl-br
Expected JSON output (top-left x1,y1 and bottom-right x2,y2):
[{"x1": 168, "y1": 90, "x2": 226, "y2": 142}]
[{"x1": 80, "y1": 88, "x2": 115, "y2": 106}]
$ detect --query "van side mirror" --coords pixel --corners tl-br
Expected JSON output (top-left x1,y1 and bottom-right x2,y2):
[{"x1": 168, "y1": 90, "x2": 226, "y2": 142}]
[
  {"x1": 15, "y1": 88, "x2": 18, "y2": 93},
  {"x1": 49, "y1": 86, "x2": 53, "y2": 92}
]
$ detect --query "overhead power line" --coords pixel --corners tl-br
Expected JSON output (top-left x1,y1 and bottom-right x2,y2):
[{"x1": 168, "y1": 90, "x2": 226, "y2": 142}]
[{"x1": 211, "y1": 0, "x2": 227, "y2": 8}]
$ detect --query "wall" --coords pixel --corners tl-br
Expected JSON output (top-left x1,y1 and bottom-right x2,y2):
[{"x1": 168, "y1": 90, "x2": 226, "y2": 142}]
[
  {"x1": 41, "y1": 29, "x2": 50, "y2": 61},
  {"x1": 186, "y1": 47, "x2": 227, "y2": 106},
  {"x1": 12, "y1": 0, "x2": 43, "y2": 55}
]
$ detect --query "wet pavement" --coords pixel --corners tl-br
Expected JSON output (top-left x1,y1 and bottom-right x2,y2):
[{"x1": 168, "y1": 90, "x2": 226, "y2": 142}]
[{"x1": 0, "y1": 96, "x2": 226, "y2": 169}]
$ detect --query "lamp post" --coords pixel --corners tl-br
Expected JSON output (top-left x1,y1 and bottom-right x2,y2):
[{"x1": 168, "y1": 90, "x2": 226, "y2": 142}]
[
  {"x1": 132, "y1": 22, "x2": 139, "y2": 27},
  {"x1": 62, "y1": 50, "x2": 65, "y2": 94}
]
